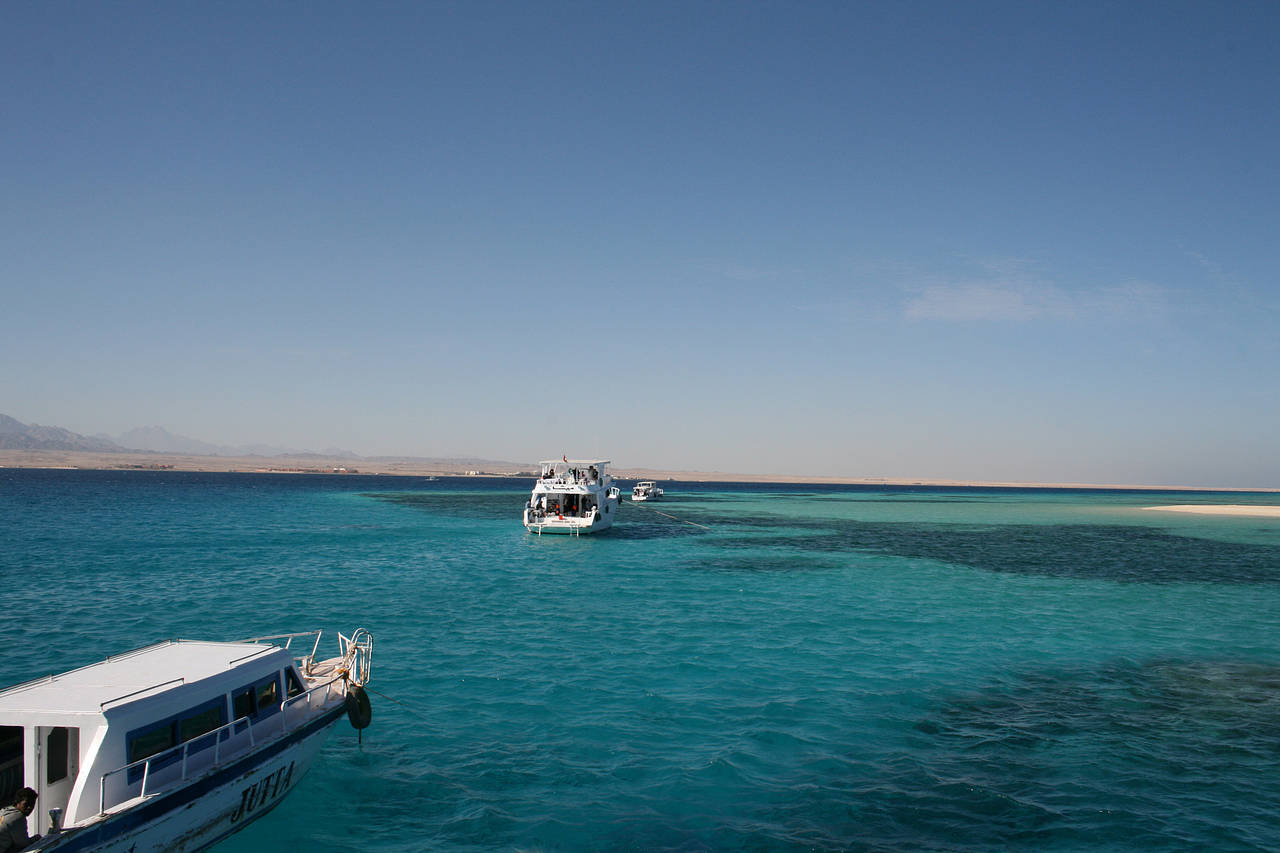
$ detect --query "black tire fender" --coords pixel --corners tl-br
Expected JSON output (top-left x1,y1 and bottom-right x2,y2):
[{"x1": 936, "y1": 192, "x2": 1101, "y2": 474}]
[{"x1": 346, "y1": 684, "x2": 373, "y2": 729}]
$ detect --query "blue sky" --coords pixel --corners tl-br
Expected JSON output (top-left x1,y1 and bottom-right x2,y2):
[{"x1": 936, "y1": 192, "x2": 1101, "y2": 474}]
[{"x1": 4, "y1": 2, "x2": 1278, "y2": 486}]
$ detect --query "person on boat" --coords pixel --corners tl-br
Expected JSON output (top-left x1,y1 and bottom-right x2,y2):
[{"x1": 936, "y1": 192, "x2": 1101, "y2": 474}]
[{"x1": 0, "y1": 788, "x2": 40, "y2": 853}]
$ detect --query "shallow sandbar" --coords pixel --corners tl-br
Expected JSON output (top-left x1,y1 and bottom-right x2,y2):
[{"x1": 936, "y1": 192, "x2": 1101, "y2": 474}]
[{"x1": 1146, "y1": 505, "x2": 1280, "y2": 518}]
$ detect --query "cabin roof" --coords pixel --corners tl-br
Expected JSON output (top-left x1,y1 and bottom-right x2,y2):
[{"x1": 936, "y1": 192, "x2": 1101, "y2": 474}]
[
  {"x1": 539, "y1": 459, "x2": 610, "y2": 465},
  {"x1": 0, "y1": 640, "x2": 287, "y2": 717}
]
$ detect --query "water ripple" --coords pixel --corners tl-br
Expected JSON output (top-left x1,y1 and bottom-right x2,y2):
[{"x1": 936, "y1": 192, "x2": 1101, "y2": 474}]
[{"x1": 3, "y1": 471, "x2": 1279, "y2": 851}]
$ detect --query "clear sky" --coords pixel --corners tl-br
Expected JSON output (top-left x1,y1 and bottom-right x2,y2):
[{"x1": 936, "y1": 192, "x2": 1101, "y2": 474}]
[{"x1": 4, "y1": 2, "x2": 1278, "y2": 487}]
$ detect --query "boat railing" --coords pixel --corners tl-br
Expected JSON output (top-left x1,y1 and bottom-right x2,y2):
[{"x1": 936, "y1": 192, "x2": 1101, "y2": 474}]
[
  {"x1": 337, "y1": 629, "x2": 373, "y2": 686},
  {"x1": 100, "y1": 678, "x2": 185, "y2": 710},
  {"x1": 527, "y1": 506, "x2": 596, "y2": 522},
  {"x1": 239, "y1": 630, "x2": 326, "y2": 676},
  {"x1": 539, "y1": 476, "x2": 605, "y2": 488},
  {"x1": 96, "y1": 672, "x2": 349, "y2": 814}
]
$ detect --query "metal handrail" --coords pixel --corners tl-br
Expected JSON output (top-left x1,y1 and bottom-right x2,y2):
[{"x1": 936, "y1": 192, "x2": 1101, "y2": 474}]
[
  {"x1": 238, "y1": 630, "x2": 326, "y2": 675},
  {"x1": 337, "y1": 630, "x2": 372, "y2": 687},
  {"x1": 100, "y1": 679, "x2": 184, "y2": 710},
  {"x1": 308, "y1": 632, "x2": 323, "y2": 667},
  {"x1": 238, "y1": 630, "x2": 324, "y2": 649},
  {"x1": 281, "y1": 672, "x2": 348, "y2": 720},
  {"x1": 96, "y1": 672, "x2": 348, "y2": 814},
  {"x1": 226, "y1": 646, "x2": 276, "y2": 667}
]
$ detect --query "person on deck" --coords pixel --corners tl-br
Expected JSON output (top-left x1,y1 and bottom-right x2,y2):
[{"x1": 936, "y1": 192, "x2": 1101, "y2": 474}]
[{"x1": 0, "y1": 788, "x2": 40, "y2": 853}]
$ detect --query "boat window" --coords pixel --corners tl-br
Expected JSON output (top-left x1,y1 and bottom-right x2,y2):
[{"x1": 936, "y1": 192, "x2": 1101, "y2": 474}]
[
  {"x1": 46, "y1": 727, "x2": 70, "y2": 785},
  {"x1": 176, "y1": 701, "x2": 227, "y2": 757},
  {"x1": 257, "y1": 678, "x2": 279, "y2": 711},
  {"x1": 125, "y1": 697, "x2": 230, "y2": 781},
  {"x1": 233, "y1": 687, "x2": 255, "y2": 721},
  {"x1": 179, "y1": 706, "x2": 224, "y2": 743},
  {"x1": 233, "y1": 674, "x2": 282, "y2": 721},
  {"x1": 0, "y1": 727, "x2": 21, "y2": 807},
  {"x1": 285, "y1": 668, "x2": 304, "y2": 698},
  {"x1": 128, "y1": 723, "x2": 175, "y2": 764}
]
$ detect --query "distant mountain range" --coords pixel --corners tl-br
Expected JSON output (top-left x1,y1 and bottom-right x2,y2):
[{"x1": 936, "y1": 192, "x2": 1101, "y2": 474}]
[
  {"x1": 104, "y1": 425, "x2": 227, "y2": 455},
  {"x1": 0, "y1": 413, "x2": 124, "y2": 452},
  {"x1": 98, "y1": 425, "x2": 359, "y2": 458},
  {"x1": 0, "y1": 414, "x2": 357, "y2": 458},
  {"x1": 0, "y1": 414, "x2": 539, "y2": 473}
]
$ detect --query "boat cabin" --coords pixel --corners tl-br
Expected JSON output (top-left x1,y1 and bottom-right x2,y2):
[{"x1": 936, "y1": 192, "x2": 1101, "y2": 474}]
[
  {"x1": 530, "y1": 460, "x2": 612, "y2": 518},
  {"x1": 0, "y1": 639, "x2": 310, "y2": 835},
  {"x1": 538, "y1": 459, "x2": 610, "y2": 487}
]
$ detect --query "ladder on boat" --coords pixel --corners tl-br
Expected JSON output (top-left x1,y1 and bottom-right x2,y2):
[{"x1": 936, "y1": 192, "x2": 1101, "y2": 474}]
[{"x1": 530, "y1": 521, "x2": 583, "y2": 536}]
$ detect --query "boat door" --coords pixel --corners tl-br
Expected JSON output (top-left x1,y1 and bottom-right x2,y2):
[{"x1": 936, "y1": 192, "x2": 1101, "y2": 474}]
[{"x1": 35, "y1": 726, "x2": 78, "y2": 835}]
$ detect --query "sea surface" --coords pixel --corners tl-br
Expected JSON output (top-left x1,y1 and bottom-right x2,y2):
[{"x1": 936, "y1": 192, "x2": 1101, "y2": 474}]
[{"x1": 2, "y1": 469, "x2": 1280, "y2": 851}]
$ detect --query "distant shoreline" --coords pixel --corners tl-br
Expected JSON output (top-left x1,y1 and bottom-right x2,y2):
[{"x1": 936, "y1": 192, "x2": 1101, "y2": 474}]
[
  {"x1": 1145, "y1": 504, "x2": 1280, "y2": 517},
  {"x1": 2, "y1": 449, "x2": 1277, "y2": 492}
]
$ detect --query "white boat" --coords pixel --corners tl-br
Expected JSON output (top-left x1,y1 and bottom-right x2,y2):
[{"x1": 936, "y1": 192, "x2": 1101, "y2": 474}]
[
  {"x1": 630, "y1": 481, "x2": 663, "y2": 502},
  {"x1": 523, "y1": 459, "x2": 621, "y2": 535},
  {"x1": 3, "y1": 629, "x2": 373, "y2": 853}
]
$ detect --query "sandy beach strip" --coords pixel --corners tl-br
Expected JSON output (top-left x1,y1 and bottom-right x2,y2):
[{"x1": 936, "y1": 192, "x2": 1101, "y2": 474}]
[
  {"x1": 1146, "y1": 505, "x2": 1280, "y2": 518},
  {"x1": 3, "y1": 450, "x2": 1279, "y2": 493}
]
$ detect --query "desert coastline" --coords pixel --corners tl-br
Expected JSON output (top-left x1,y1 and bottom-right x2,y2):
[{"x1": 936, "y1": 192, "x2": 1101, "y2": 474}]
[
  {"x1": 1145, "y1": 504, "x2": 1280, "y2": 518},
  {"x1": 3, "y1": 449, "x2": 1277, "y2": 493}
]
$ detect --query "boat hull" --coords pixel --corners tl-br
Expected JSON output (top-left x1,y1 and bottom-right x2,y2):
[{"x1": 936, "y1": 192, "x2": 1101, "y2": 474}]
[
  {"x1": 523, "y1": 512, "x2": 615, "y2": 534},
  {"x1": 38, "y1": 705, "x2": 344, "y2": 853}
]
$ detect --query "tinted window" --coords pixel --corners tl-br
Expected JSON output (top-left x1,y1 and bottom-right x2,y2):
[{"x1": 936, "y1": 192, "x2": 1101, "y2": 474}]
[
  {"x1": 256, "y1": 679, "x2": 279, "y2": 712},
  {"x1": 47, "y1": 727, "x2": 69, "y2": 785},
  {"x1": 233, "y1": 689, "x2": 254, "y2": 721},
  {"x1": 233, "y1": 676, "x2": 282, "y2": 721},
  {"x1": 285, "y1": 669, "x2": 304, "y2": 698},
  {"x1": 179, "y1": 707, "x2": 224, "y2": 742},
  {"x1": 128, "y1": 725, "x2": 174, "y2": 764},
  {"x1": 0, "y1": 727, "x2": 21, "y2": 807}
]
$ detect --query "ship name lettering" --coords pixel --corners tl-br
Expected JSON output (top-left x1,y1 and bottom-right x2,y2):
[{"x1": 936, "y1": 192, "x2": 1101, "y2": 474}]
[{"x1": 230, "y1": 761, "x2": 296, "y2": 823}]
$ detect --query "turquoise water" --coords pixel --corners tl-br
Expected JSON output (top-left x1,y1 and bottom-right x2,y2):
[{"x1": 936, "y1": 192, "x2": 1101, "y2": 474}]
[{"x1": 3, "y1": 470, "x2": 1280, "y2": 851}]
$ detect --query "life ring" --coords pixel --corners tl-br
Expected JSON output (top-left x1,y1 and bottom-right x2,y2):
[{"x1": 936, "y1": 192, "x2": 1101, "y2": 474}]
[{"x1": 346, "y1": 684, "x2": 373, "y2": 729}]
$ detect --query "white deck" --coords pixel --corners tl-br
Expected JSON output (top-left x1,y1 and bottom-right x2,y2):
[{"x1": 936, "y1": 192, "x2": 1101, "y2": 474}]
[{"x1": 0, "y1": 641, "x2": 280, "y2": 716}]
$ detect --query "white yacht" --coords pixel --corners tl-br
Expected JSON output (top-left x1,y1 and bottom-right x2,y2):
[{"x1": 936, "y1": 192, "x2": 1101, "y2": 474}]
[
  {"x1": 630, "y1": 481, "x2": 663, "y2": 502},
  {"x1": 2, "y1": 629, "x2": 372, "y2": 852},
  {"x1": 523, "y1": 459, "x2": 621, "y2": 535}
]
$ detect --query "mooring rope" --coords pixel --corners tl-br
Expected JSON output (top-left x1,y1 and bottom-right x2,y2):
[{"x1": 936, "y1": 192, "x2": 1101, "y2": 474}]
[
  {"x1": 625, "y1": 500, "x2": 711, "y2": 530},
  {"x1": 365, "y1": 686, "x2": 434, "y2": 721}
]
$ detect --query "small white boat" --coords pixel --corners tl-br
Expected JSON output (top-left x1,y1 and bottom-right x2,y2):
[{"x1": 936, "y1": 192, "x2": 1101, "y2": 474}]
[
  {"x1": 3, "y1": 629, "x2": 372, "y2": 852},
  {"x1": 630, "y1": 481, "x2": 663, "y2": 502},
  {"x1": 523, "y1": 459, "x2": 621, "y2": 535}
]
